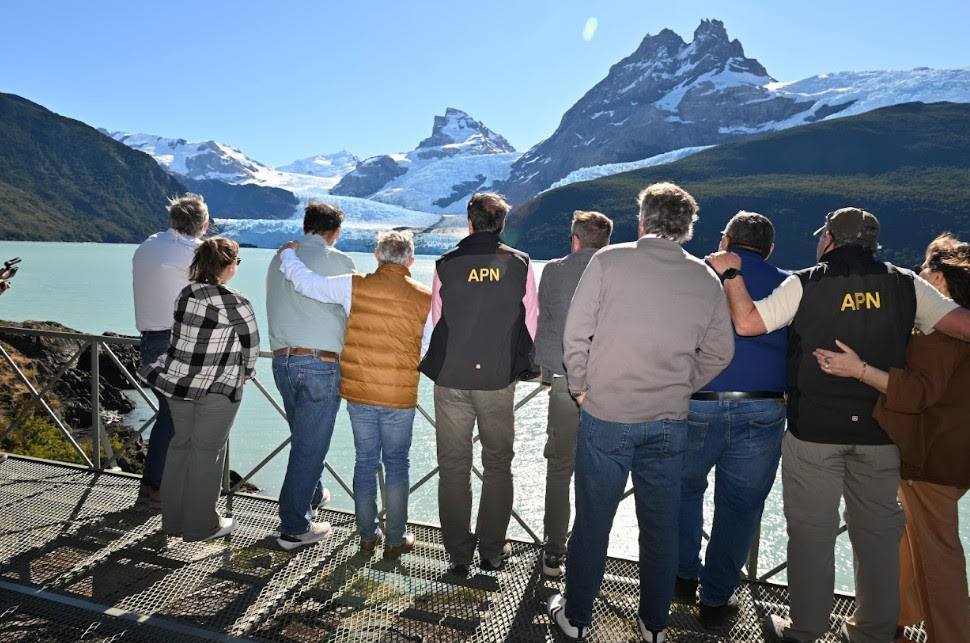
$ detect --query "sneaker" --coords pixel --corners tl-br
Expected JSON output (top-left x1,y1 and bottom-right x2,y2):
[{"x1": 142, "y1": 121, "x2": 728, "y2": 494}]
[
  {"x1": 480, "y1": 542, "x2": 513, "y2": 571},
  {"x1": 638, "y1": 617, "x2": 666, "y2": 643},
  {"x1": 383, "y1": 532, "x2": 416, "y2": 559},
  {"x1": 763, "y1": 615, "x2": 800, "y2": 643},
  {"x1": 673, "y1": 576, "x2": 698, "y2": 604},
  {"x1": 277, "y1": 521, "x2": 331, "y2": 551},
  {"x1": 698, "y1": 594, "x2": 739, "y2": 629},
  {"x1": 542, "y1": 552, "x2": 563, "y2": 577},
  {"x1": 311, "y1": 487, "x2": 331, "y2": 511},
  {"x1": 203, "y1": 517, "x2": 238, "y2": 541},
  {"x1": 447, "y1": 561, "x2": 470, "y2": 577},
  {"x1": 136, "y1": 482, "x2": 162, "y2": 509},
  {"x1": 546, "y1": 593, "x2": 589, "y2": 641},
  {"x1": 360, "y1": 529, "x2": 383, "y2": 554}
]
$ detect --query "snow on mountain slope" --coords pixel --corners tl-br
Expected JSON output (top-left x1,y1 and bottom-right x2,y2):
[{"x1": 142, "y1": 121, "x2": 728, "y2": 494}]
[
  {"x1": 546, "y1": 146, "x2": 715, "y2": 191},
  {"x1": 276, "y1": 150, "x2": 360, "y2": 189}
]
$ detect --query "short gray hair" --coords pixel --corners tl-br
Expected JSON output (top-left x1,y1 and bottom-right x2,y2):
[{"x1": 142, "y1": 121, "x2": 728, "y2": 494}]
[
  {"x1": 637, "y1": 182, "x2": 698, "y2": 244},
  {"x1": 168, "y1": 193, "x2": 209, "y2": 238},
  {"x1": 376, "y1": 230, "x2": 414, "y2": 266}
]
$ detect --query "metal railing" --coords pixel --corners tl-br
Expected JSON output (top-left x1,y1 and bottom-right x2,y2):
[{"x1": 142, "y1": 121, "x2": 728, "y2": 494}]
[{"x1": 0, "y1": 325, "x2": 809, "y2": 584}]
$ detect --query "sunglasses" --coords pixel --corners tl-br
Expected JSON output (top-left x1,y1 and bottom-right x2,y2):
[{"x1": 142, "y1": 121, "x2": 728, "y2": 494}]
[{"x1": 235, "y1": 257, "x2": 242, "y2": 265}]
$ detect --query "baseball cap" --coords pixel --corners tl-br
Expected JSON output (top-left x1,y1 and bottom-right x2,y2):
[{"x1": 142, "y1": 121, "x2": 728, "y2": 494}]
[{"x1": 813, "y1": 207, "x2": 880, "y2": 244}]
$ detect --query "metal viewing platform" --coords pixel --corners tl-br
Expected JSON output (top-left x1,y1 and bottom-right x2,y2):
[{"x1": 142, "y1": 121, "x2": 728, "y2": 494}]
[{"x1": 0, "y1": 326, "x2": 928, "y2": 642}]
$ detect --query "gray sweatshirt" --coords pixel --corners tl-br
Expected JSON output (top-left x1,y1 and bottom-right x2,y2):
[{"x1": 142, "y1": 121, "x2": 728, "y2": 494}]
[
  {"x1": 535, "y1": 247, "x2": 598, "y2": 379},
  {"x1": 563, "y1": 237, "x2": 735, "y2": 424}
]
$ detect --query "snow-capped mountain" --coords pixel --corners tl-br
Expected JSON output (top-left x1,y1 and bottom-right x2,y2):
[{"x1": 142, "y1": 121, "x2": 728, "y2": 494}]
[
  {"x1": 330, "y1": 108, "x2": 520, "y2": 212},
  {"x1": 497, "y1": 19, "x2": 970, "y2": 205},
  {"x1": 276, "y1": 150, "x2": 360, "y2": 189}
]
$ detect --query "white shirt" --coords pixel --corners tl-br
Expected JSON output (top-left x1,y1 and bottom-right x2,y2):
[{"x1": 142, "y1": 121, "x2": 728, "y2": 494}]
[
  {"x1": 279, "y1": 248, "x2": 434, "y2": 357},
  {"x1": 132, "y1": 229, "x2": 202, "y2": 332}
]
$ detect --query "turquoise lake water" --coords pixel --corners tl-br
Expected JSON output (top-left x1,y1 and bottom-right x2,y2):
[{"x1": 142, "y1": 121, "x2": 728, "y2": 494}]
[{"x1": 1, "y1": 239, "x2": 967, "y2": 591}]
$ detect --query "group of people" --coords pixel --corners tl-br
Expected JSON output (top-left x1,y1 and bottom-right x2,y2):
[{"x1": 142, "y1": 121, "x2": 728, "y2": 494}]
[{"x1": 131, "y1": 182, "x2": 970, "y2": 643}]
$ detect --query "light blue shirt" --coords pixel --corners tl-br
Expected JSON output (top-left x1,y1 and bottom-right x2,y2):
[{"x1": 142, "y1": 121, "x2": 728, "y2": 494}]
[
  {"x1": 279, "y1": 248, "x2": 434, "y2": 357},
  {"x1": 266, "y1": 234, "x2": 356, "y2": 352}
]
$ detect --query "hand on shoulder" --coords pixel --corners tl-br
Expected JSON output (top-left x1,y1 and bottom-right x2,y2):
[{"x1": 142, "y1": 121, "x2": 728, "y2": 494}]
[{"x1": 277, "y1": 240, "x2": 299, "y2": 256}]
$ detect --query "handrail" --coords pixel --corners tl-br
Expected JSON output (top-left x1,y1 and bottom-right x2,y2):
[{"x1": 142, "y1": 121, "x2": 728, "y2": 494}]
[{"x1": 0, "y1": 324, "x2": 838, "y2": 585}]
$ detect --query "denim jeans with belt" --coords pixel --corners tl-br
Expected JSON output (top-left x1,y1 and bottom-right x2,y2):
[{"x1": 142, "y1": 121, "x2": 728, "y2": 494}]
[
  {"x1": 140, "y1": 330, "x2": 173, "y2": 490},
  {"x1": 677, "y1": 398, "x2": 786, "y2": 607},
  {"x1": 272, "y1": 355, "x2": 341, "y2": 536},
  {"x1": 565, "y1": 409, "x2": 688, "y2": 631},
  {"x1": 346, "y1": 402, "x2": 416, "y2": 547}
]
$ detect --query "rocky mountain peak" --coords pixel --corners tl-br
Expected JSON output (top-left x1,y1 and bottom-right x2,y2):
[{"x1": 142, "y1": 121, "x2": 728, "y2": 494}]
[{"x1": 416, "y1": 108, "x2": 515, "y2": 157}]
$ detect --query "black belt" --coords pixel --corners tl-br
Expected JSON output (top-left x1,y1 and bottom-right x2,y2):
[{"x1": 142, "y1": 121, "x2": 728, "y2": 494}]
[
  {"x1": 141, "y1": 330, "x2": 170, "y2": 336},
  {"x1": 690, "y1": 391, "x2": 785, "y2": 401}
]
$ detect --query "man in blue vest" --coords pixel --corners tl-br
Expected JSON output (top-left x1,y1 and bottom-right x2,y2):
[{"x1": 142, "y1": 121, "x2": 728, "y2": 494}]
[{"x1": 675, "y1": 212, "x2": 789, "y2": 629}]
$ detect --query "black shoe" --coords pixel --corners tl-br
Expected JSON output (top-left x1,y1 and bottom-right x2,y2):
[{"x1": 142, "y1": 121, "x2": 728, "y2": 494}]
[
  {"x1": 698, "y1": 594, "x2": 739, "y2": 629},
  {"x1": 673, "y1": 576, "x2": 698, "y2": 604},
  {"x1": 479, "y1": 542, "x2": 512, "y2": 571},
  {"x1": 447, "y1": 562, "x2": 469, "y2": 577},
  {"x1": 542, "y1": 552, "x2": 563, "y2": 577},
  {"x1": 763, "y1": 615, "x2": 800, "y2": 643}
]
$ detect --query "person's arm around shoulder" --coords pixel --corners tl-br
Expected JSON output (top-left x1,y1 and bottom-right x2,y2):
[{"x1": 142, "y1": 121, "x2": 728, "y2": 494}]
[
  {"x1": 277, "y1": 242, "x2": 352, "y2": 314},
  {"x1": 706, "y1": 251, "x2": 768, "y2": 335},
  {"x1": 562, "y1": 256, "x2": 603, "y2": 404},
  {"x1": 912, "y1": 274, "x2": 969, "y2": 340}
]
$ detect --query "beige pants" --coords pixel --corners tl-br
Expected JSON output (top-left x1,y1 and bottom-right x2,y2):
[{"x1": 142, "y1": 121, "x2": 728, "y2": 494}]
[
  {"x1": 898, "y1": 480, "x2": 970, "y2": 643},
  {"x1": 781, "y1": 432, "x2": 905, "y2": 643},
  {"x1": 542, "y1": 376, "x2": 581, "y2": 556}
]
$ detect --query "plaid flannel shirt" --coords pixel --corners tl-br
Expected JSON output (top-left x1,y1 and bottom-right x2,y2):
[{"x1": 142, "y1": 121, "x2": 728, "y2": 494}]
[{"x1": 140, "y1": 282, "x2": 260, "y2": 402}]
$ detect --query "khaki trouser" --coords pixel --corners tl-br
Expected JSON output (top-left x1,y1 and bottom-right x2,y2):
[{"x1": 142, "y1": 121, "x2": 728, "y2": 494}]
[
  {"x1": 162, "y1": 394, "x2": 240, "y2": 541},
  {"x1": 434, "y1": 383, "x2": 515, "y2": 565},
  {"x1": 781, "y1": 432, "x2": 905, "y2": 643},
  {"x1": 898, "y1": 480, "x2": 970, "y2": 643},
  {"x1": 542, "y1": 376, "x2": 580, "y2": 556}
]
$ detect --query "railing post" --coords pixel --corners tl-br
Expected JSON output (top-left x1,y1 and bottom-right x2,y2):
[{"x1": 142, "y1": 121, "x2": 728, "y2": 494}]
[
  {"x1": 91, "y1": 338, "x2": 101, "y2": 470},
  {"x1": 223, "y1": 439, "x2": 233, "y2": 515},
  {"x1": 746, "y1": 522, "x2": 761, "y2": 580}
]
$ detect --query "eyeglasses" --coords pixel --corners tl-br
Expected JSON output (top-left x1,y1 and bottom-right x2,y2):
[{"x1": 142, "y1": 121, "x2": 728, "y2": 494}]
[{"x1": 235, "y1": 257, "x2": 242, "y2": 265}]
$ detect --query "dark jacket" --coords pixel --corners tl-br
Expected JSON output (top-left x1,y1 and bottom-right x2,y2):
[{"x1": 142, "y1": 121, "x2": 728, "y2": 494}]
[
  {"x1": 420, "y1": 232, "x2": 535, "y2": 390},
  {"x1": 535, "y1": 247, "x2": 598, "y2": 379}
]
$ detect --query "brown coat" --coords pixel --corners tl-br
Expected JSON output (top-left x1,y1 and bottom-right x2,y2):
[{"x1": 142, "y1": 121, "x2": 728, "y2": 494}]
[
  {"x1": 873, "y1": 331, "x2": 970, "y2": 487},
  {"x1": 339, "y1": 263, "x2": 431, "y2": 408}
]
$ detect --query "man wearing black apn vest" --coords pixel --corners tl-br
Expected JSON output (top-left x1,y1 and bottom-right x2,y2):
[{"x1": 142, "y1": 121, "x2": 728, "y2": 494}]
[
  {"x1": 419, "y1": 192, "x2": 538, "y2": 577},
  {"x1": 709, "y1": 208, "x2": 970, "y2": 643}
]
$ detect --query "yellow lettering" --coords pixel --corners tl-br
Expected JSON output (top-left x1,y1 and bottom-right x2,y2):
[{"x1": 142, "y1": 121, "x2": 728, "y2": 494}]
[
  {"x1": 841, "y1": 291, "x2": 882, "y2": 311},
  {"x1": 468, "y1": 269, "x2": 480, "y2": 282},
  {"x1": 489, "y1": 268, "x2": 500, "y2": 281},
  {"x1": 865, "y1": 292, "x2": 881, "y2": 309},
  {"x1": 468, "y1": 267, "x2": 502, "y2": 282},
  {"x1": 841, "y1": 293, "x2": 856, "y2": 311},
  {"x1": 478, "y1": 268, "x2": 490, "y2": 281},
  {"x1": 854, "y1": 292, "x2": 866, "y2": 308}
]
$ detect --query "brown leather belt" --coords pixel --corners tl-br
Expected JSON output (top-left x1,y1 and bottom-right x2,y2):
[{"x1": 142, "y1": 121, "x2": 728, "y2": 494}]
[{"x1": 272, "y1": 347, "x2": 339, "y2": 362}]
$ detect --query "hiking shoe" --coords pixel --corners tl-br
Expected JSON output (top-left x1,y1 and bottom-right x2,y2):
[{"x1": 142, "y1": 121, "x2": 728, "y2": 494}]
[
  {"x1": 203, "y1": 517, "x2": 238, "y2": 541},
  {"x1": 360, "y1": 529, "x2": 382, "y2": 554},
  {"x1": 638, "y1": 617, "x2": 666, "y2": 643},
  {"x1": 136, "y1": 482, "x2": 162, "y2": 509},
  {"x1": 311, "y1": 487, "x2": 331, "y2": 511},
  {"x1": 277, "y1": 521, "x2": 331, "y2": 551},
  {"x1": 542, "y1": 552, "x2": 563, "y2": 577},
  {"x1": 673, "y1": 576, "x2": 698, "y2": 604},
  {"x1": 763, "y1": 615, "x2": 800, "y2": 643},
  {"x1": 480, "y1": 542, "x2": 513, "y2": 571},
  {"x1": 447, "y1": 561, "x2": 470, "y2": 577},
  {"x1": 383, "y1": 532, "x2": 416, "y2": 559},
  {"x1": 546, "y1": 593, "x2": 589, "y2": 641},
  {"x1": 699, "y1": 594, "x2": 739, "y2": 629}
]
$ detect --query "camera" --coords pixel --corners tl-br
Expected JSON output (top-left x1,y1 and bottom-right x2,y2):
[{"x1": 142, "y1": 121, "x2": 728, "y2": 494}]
[{"x1": 1, "y1": 257, "x2": 21, "y2": 280}]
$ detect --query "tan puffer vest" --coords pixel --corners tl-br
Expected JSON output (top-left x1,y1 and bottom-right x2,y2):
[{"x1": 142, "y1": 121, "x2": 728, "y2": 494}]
[{"x1": 339, "y1": 263, "x2": 432, "y2": 408}]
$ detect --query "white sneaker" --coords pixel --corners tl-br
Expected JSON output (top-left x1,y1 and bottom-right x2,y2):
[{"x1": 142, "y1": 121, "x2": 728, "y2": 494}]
[
  {"x1": 312, "y1": 487, "x2": 332, "y2": 510},
  {"x1": 277, "y1": 521, "x2": 331, "y2": 551},
  {"x1": 203, "y1": 517, "x2": 238, "y2": 541},
  {"x1": 546, "y1": 593, "x2": 589, "y2": 641},
  {"x1": 638, "y1": 617, "x2": 666, "y2": 643}
]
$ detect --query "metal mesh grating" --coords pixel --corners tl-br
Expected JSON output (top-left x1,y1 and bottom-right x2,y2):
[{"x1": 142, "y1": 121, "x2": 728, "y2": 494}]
[{"x1": 0, "y1": 456, "x2": 926, "y2": 642}]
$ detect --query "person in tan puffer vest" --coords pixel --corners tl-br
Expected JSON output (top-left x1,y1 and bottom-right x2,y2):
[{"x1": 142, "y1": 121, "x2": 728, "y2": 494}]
[{"x1": 276, "y1": 231, "x2": 431, "y2": 559}]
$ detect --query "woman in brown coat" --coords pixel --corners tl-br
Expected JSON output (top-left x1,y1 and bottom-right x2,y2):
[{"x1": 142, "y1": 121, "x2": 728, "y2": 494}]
[{"x1": 814, "y1": 233, "x2": 970, "y2": 642}]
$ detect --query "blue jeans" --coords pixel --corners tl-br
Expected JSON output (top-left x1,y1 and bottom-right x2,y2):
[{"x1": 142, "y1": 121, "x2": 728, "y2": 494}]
[
  {"x1": 346, "y1": 402, "x2": 416, "y2": 547},
  {"x1": 140, "y1": 330, "x2": 173, "y2": 490},
  {"x1": 565, "y1": 409, "x2": 688, "y2": 631},
  {"x1": 272, "y1": 355, "x2": 341, "y2": 536},
  {"x1": 678, "y1": 398, "x2": 786, "y2": 606}
]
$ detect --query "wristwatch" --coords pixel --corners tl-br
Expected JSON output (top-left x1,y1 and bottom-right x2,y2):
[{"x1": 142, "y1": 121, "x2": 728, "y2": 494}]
[{"x1": 720, "y1": 267, "x2": 742, "y2": 282}]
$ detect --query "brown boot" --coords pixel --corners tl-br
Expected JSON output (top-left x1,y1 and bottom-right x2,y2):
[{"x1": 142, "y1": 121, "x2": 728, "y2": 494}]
[{"x1": 383, "y1": 532, "x2": 415, "y2": 559}]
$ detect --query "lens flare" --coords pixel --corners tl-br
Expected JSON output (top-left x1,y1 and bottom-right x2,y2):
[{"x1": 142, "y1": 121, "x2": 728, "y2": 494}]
[{"x1": 582, "y1": 17, "x2": 598, "y2": 42}]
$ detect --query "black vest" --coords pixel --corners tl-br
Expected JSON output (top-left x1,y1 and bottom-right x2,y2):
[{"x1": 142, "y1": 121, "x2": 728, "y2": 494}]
[
  {"x1": 788, "y1": 245, "x2": 916, "y2": 445},
  {"x1": 419, "y1": 232, "x2": 535, "y2": 390}
]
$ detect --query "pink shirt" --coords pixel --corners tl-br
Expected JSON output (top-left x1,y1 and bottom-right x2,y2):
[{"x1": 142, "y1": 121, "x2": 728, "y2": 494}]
[{"x1": 431, "y1": 261, "x2": 538, "y2": 340}]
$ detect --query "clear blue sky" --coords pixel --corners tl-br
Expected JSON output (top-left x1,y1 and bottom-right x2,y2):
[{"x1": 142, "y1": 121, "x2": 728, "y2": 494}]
[{"x1": 3, "y1": 1, "x2": 968, "y2": 167}]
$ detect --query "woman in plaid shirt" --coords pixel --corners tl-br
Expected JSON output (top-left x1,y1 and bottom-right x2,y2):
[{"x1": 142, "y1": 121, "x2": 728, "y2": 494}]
[{"x1": 140, "y1": 237, "x2": 259, "y2": 542}]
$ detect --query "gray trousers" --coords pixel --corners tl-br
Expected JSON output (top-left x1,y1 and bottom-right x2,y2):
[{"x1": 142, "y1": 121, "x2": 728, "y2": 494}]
[
  {"x1": 161, "y1": 393, "x2": 240, "y2": 541},
  {"x1": 434, "y1": 383, "x2": 515, "y2": 565},
  {"x1": 781, "y1": 431, "x2": 905, "y2": 643},
  {"x1": 543, "y1": 377, "x2": 580, "y2": 556}
]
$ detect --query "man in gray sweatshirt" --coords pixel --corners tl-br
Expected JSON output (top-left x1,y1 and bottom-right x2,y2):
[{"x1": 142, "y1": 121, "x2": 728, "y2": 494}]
[
  {"x1": 546, "y1": 182, "x2": 735, "y2": 643},
  {"x1": 534, "y1": 210, "x2": 613, "y2": 579}
]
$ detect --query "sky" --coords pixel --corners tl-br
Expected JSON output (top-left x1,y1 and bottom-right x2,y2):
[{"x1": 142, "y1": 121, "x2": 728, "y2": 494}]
[{"x1": 3, "y1": 1, "x2": 969, "y2": 167}]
